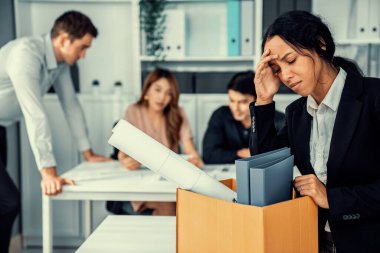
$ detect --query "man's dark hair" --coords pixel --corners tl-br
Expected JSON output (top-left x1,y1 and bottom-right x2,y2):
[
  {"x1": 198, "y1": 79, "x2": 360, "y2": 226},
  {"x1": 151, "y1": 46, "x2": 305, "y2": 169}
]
[
  {"x1": 51, "y1": 10, "x2": 98, "y2": 40},
  {"x1": 227, "y1": 70, "x2": 256, "y2": 98}
]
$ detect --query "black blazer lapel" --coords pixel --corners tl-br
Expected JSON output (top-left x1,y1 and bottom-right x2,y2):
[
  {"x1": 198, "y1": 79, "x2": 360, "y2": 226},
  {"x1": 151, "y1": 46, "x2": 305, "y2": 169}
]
[
  {"x1": 292, "y1": 100, "x2": 314, "y2": 175},
  {"x1": 327, "y1": 70, "x2": 363, "y2": 185}
]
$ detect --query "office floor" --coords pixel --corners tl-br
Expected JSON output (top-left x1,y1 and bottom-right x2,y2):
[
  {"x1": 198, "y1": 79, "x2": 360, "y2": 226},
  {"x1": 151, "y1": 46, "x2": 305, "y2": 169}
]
[{"x1": 10, "y1": 236, "x2": 75, "y2": 253}]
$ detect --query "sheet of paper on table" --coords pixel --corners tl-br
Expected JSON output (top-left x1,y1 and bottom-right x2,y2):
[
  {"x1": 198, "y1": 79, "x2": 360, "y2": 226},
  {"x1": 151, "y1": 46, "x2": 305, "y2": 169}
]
[{"x1": 61, "y1": 161, "x2": 236, "y2": 184}]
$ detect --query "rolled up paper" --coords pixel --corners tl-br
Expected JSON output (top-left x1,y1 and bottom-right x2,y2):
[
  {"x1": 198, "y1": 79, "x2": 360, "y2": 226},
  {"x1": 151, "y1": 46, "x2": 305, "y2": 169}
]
[{"x1": 108, "y1": 119, "x2": 236, "y2": 202}]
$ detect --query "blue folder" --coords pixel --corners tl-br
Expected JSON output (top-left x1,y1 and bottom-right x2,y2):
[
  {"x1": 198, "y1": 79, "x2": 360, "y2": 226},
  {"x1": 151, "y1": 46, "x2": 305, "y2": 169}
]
[
  {"x1": 227, "y1": 0, "x2": 240, "y2": 56},
  {"x1": 235, "y1": 147, "x2": 290, "y2": 204}
]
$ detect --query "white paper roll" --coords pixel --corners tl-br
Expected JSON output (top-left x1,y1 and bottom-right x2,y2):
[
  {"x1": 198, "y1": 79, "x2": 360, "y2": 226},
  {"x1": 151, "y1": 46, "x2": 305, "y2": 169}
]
[{"x1": 108, "y1": 119, "x2": 236, "y2": 202}]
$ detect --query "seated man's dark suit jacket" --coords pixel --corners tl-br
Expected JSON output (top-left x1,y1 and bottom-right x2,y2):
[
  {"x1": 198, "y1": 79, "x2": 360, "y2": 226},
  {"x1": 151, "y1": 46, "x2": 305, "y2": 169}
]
[
  {"x1": 249, "y1": 68, "x2": 380, "y2": 253},
  {"x1": 203, "y1": 106, "x2": 284, "y2": 164}
]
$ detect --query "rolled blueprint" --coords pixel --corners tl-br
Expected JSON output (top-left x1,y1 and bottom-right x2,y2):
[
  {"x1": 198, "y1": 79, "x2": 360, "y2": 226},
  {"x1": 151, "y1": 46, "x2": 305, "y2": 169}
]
[{"x1": 108, "y1": 119, "x2": 236, "y2": 202}]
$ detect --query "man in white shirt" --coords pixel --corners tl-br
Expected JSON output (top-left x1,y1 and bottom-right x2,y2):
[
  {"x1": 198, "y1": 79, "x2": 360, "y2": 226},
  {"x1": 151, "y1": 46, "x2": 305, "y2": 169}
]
[{"x1": 0, "y1": 11, "x2": 110, "y2": 251}]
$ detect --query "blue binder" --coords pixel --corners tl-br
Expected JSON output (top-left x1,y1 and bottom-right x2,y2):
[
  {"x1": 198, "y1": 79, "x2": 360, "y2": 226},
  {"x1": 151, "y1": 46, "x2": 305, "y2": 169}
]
[
  {"x1": 227, "y1": 0, "x2": 240, "y2": 56},
  {"x1": 235, "y1": 147, "x2": 290, "y2": 205}
]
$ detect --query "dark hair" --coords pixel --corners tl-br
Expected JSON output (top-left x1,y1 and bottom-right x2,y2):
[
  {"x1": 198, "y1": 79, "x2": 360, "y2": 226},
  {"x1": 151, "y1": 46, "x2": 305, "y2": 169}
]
[
  {"x1": 137, "y1": 68, "x2": 182, "y2": 151},
  {"x1": 227, "y1": 70, "x2": 257, "y2": 98},
  {"x1": 51, "y1": 11, "x2": 98, "y2": 40},
  {"x1": 262, "y1": 10, "x2": 362, "y2": 76}
]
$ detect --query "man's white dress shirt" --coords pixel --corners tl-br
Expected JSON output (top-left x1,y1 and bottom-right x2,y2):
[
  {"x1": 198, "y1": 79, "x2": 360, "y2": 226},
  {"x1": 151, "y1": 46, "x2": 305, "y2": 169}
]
[{"x1": 0, "y1": 34, "x2": 91, "y2": 169}]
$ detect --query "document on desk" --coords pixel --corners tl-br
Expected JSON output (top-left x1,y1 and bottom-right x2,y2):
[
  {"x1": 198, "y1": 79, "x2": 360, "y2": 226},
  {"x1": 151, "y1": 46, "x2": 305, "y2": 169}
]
[
  {"x1": 61, "y1": 161, "x2": 153, "y2": 182},
  {"x1": 62, "y1": 161, "x2": 236, "y2": 186}
]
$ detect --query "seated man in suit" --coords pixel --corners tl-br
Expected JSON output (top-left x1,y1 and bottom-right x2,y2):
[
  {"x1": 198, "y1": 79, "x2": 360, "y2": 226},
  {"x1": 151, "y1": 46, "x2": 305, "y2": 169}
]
[{"x1": 202, "y1": 71, "x2": 285, "y2": 164}]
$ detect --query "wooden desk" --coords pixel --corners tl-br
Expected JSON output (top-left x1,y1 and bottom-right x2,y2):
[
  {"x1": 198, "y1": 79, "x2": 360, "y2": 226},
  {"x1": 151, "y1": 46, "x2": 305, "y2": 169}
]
[
  {"x1": 43, "y1": 161, "x2": 235, "y2": 253},
  {"x1": 76, "y1": 216, "x2": 176, "y2": 253}
]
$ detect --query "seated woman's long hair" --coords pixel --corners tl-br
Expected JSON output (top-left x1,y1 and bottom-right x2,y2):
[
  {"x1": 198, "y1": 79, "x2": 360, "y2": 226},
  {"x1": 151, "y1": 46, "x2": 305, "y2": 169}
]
[{"x1": 137, "y1": 68, "x2": 183, "y2": 151}]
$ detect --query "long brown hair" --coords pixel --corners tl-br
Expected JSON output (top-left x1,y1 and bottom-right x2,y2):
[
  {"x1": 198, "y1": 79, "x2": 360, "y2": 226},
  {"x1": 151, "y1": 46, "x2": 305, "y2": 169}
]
[{"x1": 137, "y1": 68, "x2": 183, "y2": 151}]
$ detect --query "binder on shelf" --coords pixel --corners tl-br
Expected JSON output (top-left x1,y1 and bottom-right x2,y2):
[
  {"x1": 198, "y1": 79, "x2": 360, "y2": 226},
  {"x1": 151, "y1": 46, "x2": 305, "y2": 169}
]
[
  {"x1": 313, "y1": 0, "x2": 351, "y2": 41},
  {"x1": 368, "y1": 0, "x2": 380, "y2": 38},
  {"x1": 250, "y1": 155, "x2": 294, "y2": 207},
  {"x1": 140, "y1": 29, "x2": 147, "y2": 56},
  {"x1": 356, "y1": 0, "x2": 369, "y2": 39},
  {"x1": 227, "y1": 0, "x2": 240, "y2": 56},
  {"x1": 240, "y1": 0, "x2": 254, "y2": 56},
  {"x1": 163, "y1": 9, "x2": 185, "y2": 58},
  {"x1": 235, "y1": 147, "x2": 290, "y2": 205}
]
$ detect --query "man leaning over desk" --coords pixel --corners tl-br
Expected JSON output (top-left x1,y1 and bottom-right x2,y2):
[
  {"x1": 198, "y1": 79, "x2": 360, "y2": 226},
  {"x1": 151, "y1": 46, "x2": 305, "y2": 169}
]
[{"x1": 0, "y1": 10, "x2": 110, "y2": 252}]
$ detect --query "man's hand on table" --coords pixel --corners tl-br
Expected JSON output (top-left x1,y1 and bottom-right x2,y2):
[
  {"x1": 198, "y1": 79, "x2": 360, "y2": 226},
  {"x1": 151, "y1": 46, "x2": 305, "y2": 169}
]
[{"x1": 40, "y1": 167, "x2": 75, "y2": 195}]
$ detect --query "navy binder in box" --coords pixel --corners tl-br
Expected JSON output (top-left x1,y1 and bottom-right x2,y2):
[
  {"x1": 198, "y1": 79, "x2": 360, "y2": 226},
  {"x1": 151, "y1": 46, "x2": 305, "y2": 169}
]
[{"x1": 235, "y1": 147, "x2": 292, "y2": 206}]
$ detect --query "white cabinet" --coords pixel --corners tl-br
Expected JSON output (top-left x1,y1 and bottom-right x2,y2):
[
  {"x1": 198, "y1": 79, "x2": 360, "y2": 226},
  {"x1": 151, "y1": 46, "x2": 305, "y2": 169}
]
[
  {"x1": 80, "y1": 95, "x2": 130, "y2": 157},
  {"x1": 180, "y1": 94, "x2": 230, "y2": 153},
  {"x1": 196, "y1": 94, "x2": 229, "y2": 154},
  {"x1": 312, "y1": 0, "x2": 380, "y2": 77}
]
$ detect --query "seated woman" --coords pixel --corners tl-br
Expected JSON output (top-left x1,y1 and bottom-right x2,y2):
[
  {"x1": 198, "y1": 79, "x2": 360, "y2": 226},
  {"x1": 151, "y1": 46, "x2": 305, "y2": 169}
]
[{"x1": 113, "y1": 68, "x2": 203, "y2": 216}]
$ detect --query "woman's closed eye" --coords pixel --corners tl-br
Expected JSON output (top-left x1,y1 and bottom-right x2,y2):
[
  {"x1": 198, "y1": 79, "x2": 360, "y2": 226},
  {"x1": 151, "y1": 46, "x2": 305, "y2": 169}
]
[{"x1": 286, "y1": 57, "x2": 297, "y2": 64}]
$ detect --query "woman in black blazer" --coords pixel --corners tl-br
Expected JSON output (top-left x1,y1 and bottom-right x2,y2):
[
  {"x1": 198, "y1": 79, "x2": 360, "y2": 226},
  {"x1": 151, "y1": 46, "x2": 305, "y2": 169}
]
[{"x1": 251, "y1": 11, "x2": 380, "y2": 253}]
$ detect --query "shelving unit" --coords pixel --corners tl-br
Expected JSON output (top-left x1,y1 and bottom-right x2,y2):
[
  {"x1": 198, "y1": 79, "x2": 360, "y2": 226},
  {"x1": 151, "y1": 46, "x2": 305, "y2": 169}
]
[
  {"x1": 141, "y1": 55, "x2": 255, "y2": 72},
  {"x1": 139, "y1": 0, "x2": 262, "y2": 80},
  {"x1": 313, "y1": 0, "x2": 380, "y2": 77},
  {"x1": 336, "y1": 38, "x2": 380, "y2": 45}
]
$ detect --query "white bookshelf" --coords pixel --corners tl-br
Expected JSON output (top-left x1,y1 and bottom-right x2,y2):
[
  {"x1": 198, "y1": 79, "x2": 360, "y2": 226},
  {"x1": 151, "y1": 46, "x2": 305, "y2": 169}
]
[
  {"x1": 141, "y1": 55, "x2": 255, "y2": 72},
  {"x1": 140, "y1": 55, "x2": 255, "y2": 62},
  {"x1": 312, "y1": 0, "x2": 380, "y2": 77},
  {"x1": 336, "y1": 38, "x2": 380, "y2": 45},
  {"x1": 139, "y1": 0, "x2": 263, "y2": 79}
]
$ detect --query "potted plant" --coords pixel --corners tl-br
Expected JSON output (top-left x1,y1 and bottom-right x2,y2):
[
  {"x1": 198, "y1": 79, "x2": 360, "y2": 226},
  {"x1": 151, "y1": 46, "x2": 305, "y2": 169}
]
[{"x1": 139, "y1": 0, "x2": 167, "y2": 61}]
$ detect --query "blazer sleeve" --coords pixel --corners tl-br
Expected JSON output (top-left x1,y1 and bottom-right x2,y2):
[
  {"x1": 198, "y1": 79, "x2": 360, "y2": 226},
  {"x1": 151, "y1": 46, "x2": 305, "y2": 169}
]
[
  {"x1": 202, "y1": 109, "x2": 239, "y2": 164},
  {"x1": 249, "y1": 102, "x2": 289, "y2": 155}
]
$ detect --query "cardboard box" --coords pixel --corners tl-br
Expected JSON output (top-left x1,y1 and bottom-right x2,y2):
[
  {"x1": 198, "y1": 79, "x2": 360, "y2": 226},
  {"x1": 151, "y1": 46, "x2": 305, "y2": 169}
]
[{"x1": 176, "y1": 179, "x2": 318, "y2": 253}]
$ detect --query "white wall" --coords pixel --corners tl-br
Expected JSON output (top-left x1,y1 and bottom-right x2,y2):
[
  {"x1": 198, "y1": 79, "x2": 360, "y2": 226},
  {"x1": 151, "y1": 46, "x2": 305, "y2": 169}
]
[{"x1": 15, "y1": 1, "x2": 135, "y2": 94}]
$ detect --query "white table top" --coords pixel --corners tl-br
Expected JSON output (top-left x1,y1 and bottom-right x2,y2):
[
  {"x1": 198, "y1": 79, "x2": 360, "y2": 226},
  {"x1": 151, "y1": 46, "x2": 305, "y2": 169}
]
[
  {"x1": 76, "y1": 216, "x2": 176, "y2": 253},
  {"x1": 59, "y1": 161, "x2": 235, "y2": 194}
]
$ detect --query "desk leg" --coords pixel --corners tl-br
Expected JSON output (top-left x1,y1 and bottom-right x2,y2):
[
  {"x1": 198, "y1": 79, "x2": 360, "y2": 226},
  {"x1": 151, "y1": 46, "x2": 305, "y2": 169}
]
[
  {"x1": 83, "y1": 200, "x2": 92, "y2": 238},
  {"x1": 42, "y1": 195, "x2": 52, "y2": 253}
]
